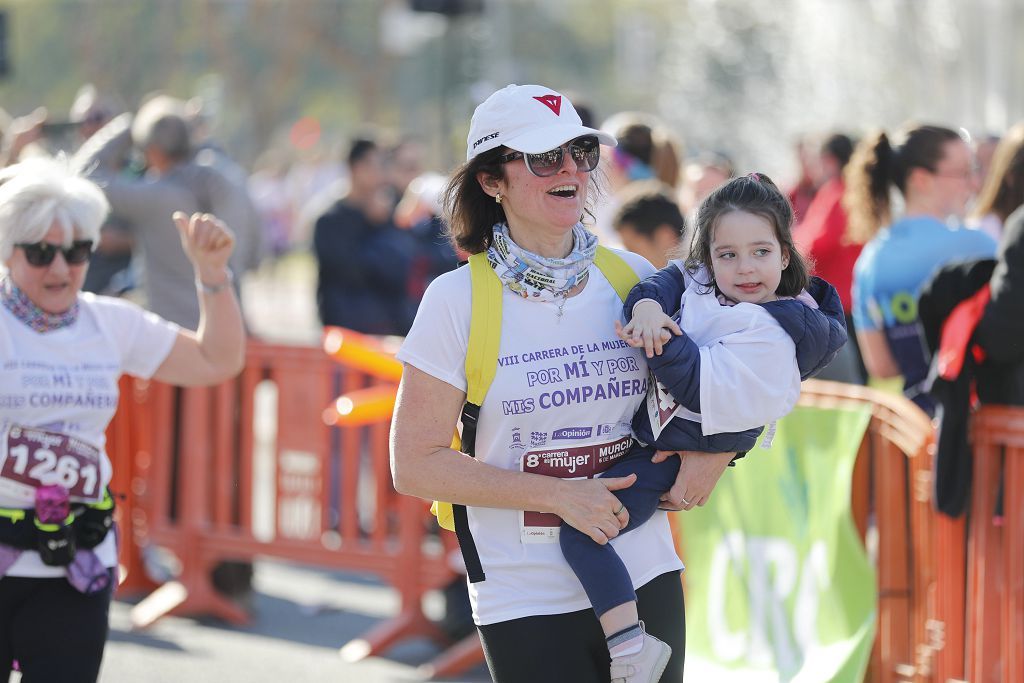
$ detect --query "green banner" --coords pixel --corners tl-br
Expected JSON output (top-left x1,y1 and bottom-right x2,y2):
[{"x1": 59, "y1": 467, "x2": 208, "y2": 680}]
[{"x1": 678, "y1": 405, "x2": 875, "y2": 682}]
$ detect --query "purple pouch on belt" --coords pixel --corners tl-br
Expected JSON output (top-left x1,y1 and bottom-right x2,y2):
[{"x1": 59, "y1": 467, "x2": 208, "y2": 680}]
[
  {"x1": 35, "y1": 484, "x2": 70, "y2": 523},
  {"x1": 66, "y1": 549, "x2": 112, "y2": 595},
  {"x1": 0, "y1": 544, "x2": 22, "y2": 576}
]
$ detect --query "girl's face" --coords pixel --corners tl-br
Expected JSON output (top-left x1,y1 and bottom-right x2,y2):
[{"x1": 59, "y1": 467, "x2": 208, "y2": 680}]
[{"x1": 709, "y1": 210, "x2": 789, "y2": 304}]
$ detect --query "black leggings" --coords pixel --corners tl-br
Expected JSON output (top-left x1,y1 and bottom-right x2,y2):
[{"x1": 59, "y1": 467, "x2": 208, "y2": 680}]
[
  {"x1": 478, "y1": 569, "x2": 685, "y2": 683},
  {"x1": 0, "y1": 572, "x2": 113, "y2": 683}
]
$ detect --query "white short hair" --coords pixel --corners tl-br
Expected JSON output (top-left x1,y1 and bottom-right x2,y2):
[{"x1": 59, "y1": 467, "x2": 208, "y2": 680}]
[{"x1": 0, "y1": 156, "x2": 109, "y2": 263}]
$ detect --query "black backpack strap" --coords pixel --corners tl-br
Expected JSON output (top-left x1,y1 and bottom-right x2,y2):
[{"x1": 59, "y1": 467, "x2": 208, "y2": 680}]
[{"x1": 453, "y1": 401, "x2": 486, "y2": 583}]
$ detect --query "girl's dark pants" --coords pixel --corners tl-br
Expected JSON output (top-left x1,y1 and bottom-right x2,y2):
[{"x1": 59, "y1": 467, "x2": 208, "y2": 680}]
[{"x1": 560, "y1": 443, "x2": 682, "y2": 615}]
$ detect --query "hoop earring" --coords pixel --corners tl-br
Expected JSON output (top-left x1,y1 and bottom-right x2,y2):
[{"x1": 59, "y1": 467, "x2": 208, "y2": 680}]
[{"x1": 495, "y1": 192, "x2": 502, "y2": 205}]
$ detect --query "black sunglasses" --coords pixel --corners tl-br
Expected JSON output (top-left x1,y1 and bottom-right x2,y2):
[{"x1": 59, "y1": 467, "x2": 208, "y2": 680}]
[
  {"x1": 16, "y1": 240, "x2": 94, "y2": 267},
  {"x1": 497, "y1": 135, "x2": 601, "y2": 177}
]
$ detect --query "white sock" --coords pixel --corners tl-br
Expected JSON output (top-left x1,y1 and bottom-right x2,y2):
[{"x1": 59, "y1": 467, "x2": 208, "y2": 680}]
[{"x1": 607, "y1": 623, "x2": 644, "y2": 658}]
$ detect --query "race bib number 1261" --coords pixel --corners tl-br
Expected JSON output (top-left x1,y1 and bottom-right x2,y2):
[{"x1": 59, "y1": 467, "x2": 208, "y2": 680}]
[{"x1": 0, "y1": 425, "x2": 103, "y2": 503}]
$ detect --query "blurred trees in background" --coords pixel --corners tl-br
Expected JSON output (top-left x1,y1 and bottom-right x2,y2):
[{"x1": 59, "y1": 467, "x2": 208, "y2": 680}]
[{"x1": 1, "y1": 0, "x2": 1021, "y2": 179}]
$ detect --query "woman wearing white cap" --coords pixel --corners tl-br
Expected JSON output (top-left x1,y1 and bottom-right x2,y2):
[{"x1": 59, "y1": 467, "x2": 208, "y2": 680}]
[{"x1": 391, "y1": 85, "x2": 701, "y2": 682}]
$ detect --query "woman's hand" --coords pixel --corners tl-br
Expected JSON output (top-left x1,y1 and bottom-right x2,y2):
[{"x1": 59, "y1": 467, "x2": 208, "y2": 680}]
[
  {"x1": 555, "y1": 474, "x2": 636, "y2": 544},
  {"x1": 654, "y1": 450, "x2": 734, "y2": 510},
  {"x1": 615, "y1": 300, "x2": 682, "y2": 358},
  {"x1": 173, "y1": 211, "x2": 235, "y2": 283}
]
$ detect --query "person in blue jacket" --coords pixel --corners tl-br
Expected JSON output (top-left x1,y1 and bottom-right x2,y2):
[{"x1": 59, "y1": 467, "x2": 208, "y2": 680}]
[{"x1": 559, "y1": 173, "x2": 847, "y2": 677}]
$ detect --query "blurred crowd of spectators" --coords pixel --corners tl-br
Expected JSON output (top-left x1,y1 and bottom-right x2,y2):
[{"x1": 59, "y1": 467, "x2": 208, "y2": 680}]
[{"x1": 3, "y1": 84, "x2": 1021, "y2": 411}]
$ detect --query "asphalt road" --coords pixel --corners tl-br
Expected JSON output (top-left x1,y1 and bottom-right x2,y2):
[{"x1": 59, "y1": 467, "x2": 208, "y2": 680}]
[{"x1": 92, "y1": 560, "x2": 490, "y2": 683}]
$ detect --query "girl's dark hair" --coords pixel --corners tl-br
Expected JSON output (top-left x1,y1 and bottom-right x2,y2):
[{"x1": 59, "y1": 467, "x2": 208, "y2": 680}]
[
  {"x1": 843, "y1": 124, "x2": 962, "y2": 243},
  {"x1": 972, "y1": 122, "x2": 1024, "y2": 224},
  {"x1": 681, "y1": 172, "x2": 810, "y2": 297},
  {"x1": 442, "y1": 148, "x2": 508, "y2": 255}
]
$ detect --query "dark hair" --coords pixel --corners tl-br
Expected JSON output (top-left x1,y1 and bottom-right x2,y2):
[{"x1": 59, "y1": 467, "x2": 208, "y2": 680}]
[
  {"x1": 843, "y1": 124, "x2": 962, "y2": 243},
  {"x1": 682, "y1": 173, "x2": 810, "y2": 297},
  {"x1": 972, "y1": 122, "x2": 1024, "y2": 224},
  {"x1": 348, "y1": 137, "x2": 378, "y2": 168},
  {"x1": 146, "y1": 115, "x2": 191, "y2": 162},
  {"x1": 443, "y1": 148, "x2": 508, "y2": 254},
  {"x1": 821, "y1": 133, "x2": 854, "y2": 170},
  {"x1": 613, "y1": 182, "x2": 685, "y2": 238},
  {"x1": 617, "y1": 123, "x2": 655, "y2": 166}
]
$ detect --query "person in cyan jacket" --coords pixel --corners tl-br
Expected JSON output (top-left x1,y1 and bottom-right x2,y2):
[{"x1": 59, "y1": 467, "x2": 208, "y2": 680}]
[{"x1": 559, "y1": 173, "x2": 847, "y2": 671}]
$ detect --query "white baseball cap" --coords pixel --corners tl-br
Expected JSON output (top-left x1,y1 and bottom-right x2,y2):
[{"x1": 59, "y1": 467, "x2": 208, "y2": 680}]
[{"x1": 466, "y1": 84, "x2": 616, "y2": 161}]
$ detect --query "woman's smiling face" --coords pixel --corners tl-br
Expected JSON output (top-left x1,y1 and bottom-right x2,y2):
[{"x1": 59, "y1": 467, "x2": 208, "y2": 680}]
[{"x1": 491, "y1": 145, "x2": 593, "y2": 239}]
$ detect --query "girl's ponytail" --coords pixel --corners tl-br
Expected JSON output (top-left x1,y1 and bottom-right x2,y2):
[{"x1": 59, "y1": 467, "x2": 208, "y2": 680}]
[{"x1": 843, "y1": 130, "x2": 896, "y2": 244}]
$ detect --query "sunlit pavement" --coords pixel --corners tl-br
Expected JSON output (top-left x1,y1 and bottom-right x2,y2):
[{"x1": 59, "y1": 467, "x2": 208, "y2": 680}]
[{"x1": 99, "y1": 560, "x2": 489, "y2": 683}]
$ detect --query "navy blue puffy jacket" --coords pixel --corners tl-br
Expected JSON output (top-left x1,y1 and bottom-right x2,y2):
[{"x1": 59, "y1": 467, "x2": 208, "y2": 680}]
[{"x1": 624, "y1": 265, "x2": 848, "y2": 453}]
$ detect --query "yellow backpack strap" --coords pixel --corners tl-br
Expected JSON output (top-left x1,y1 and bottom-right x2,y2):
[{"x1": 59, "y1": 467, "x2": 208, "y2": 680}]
[
  {"x1": 594, "y1": 246, "x2": 640, "y2": 301},
  {"x1": 465, "y1": 252, "x2": 503, "y2": 405}
]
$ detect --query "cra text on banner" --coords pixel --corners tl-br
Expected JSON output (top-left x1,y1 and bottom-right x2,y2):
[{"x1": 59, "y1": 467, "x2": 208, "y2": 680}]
[{"x1": 678, "y1": 405, "x2": 875, "y2": 682}]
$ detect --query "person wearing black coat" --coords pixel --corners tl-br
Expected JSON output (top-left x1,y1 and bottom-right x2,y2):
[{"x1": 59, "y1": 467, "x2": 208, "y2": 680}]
[{"x1": 921, "y1": 205, "x2": 1024, "y2": 516}]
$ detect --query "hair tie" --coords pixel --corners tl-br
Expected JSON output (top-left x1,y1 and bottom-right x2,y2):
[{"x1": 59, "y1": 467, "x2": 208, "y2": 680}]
[{"x1": 747, "y1": 172, "x2": 762, "y2": 182}]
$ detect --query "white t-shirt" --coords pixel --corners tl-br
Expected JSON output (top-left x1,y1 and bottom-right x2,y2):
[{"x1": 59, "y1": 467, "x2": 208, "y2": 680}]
[
  {"x1": 397, "y1": 249, "x2": 683, "y2": 626},
  {"x1": 0, "y1": 292, "x2": 179, "y2": 577}
]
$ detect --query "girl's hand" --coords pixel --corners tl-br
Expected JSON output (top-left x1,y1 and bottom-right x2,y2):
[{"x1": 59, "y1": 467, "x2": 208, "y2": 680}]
[
  {"x1": 654, "y1": 450, "x2": 734, "y2": 510},
  {"x1": 615, "y1": 300, "x2": 682, "y2": 358},
  {"x1": 173, "y1": 211, "x2": 235, "y2": 283},
  {"x1": 554, "y1": 474, "x2": 636, "y2": 544}
]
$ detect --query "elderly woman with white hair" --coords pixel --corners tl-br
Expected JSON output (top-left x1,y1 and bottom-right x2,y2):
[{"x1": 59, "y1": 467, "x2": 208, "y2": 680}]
[{"x1": 0, "y1": 157, "x2": 244, "y2": 682}]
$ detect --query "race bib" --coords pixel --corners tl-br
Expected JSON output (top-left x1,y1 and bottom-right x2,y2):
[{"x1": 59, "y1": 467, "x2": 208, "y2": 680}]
[
  {"x1": 645, "y1": 371, "x2": 702, "y2": 440},
  {"x1": 519, "y1": 435, "x2": 633, "y2": 543},
  {"x1": 0, "y1": 424, "x2": 104, "y2": 503}
]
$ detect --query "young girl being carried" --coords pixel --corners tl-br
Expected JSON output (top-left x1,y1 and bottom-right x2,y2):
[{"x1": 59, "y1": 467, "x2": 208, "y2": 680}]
[{"x1": 559, "y1": 172, "x2": 848, "y2": 683}]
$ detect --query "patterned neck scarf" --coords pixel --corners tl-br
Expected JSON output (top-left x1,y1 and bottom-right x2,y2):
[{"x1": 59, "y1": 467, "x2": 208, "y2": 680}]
[
  {"x1": 0, "y1": 276, "x2": 79, "y2": 333},
  {"x1": 487, "y1": 223, "x2": 598, "y2": 308}
]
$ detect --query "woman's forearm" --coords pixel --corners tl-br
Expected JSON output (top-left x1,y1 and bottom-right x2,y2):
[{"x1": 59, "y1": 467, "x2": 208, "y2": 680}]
[
  {"x1": 391, "y1": 440, "x2": 566, "y2": 513},
  {"x1": 390, "y1": 364, "x2": 566, "y2": 514},
  {"x1": 194, "y1": 267, "x2": 246, "y2": 377}
]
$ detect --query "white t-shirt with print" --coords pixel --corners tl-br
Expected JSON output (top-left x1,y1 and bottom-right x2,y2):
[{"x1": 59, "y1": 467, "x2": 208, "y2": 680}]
[
  {"x1": 0, "y1": 292, "x2": 179, "y2": 577},
  {"x1": 397, "y1": 249, "x2": 683, "y2": 626}
]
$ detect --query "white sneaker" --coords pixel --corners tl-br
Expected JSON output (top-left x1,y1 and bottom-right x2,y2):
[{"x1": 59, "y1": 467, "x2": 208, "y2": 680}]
[{"x1": 609, "y1": 627, "x2": 672, "y2": 683}]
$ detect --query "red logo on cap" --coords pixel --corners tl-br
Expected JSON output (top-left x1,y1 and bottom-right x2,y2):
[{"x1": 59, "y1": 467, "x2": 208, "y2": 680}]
[{"x1": 533, "y1": 94, "x2": 562, "y2": 116}]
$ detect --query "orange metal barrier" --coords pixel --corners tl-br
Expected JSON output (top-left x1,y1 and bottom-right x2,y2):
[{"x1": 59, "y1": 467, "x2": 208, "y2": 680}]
[
  {"x1": 963, "y1": 405, "x2": 1024, "y2": 683},
  {"x1": 105, "y1": 376, "x2": 158, "y2": 595},
  {"x1": 106, "y1": 340, "x2": 457, "y2": 664}
]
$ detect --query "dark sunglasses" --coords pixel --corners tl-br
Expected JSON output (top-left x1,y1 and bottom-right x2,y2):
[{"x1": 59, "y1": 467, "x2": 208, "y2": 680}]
[
  {"x1": 16, "y1": 240, "x2": 94, "y2": 267},
  {"x1": 497, "y1": 135, "x2": 601, "y2": 177}
]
